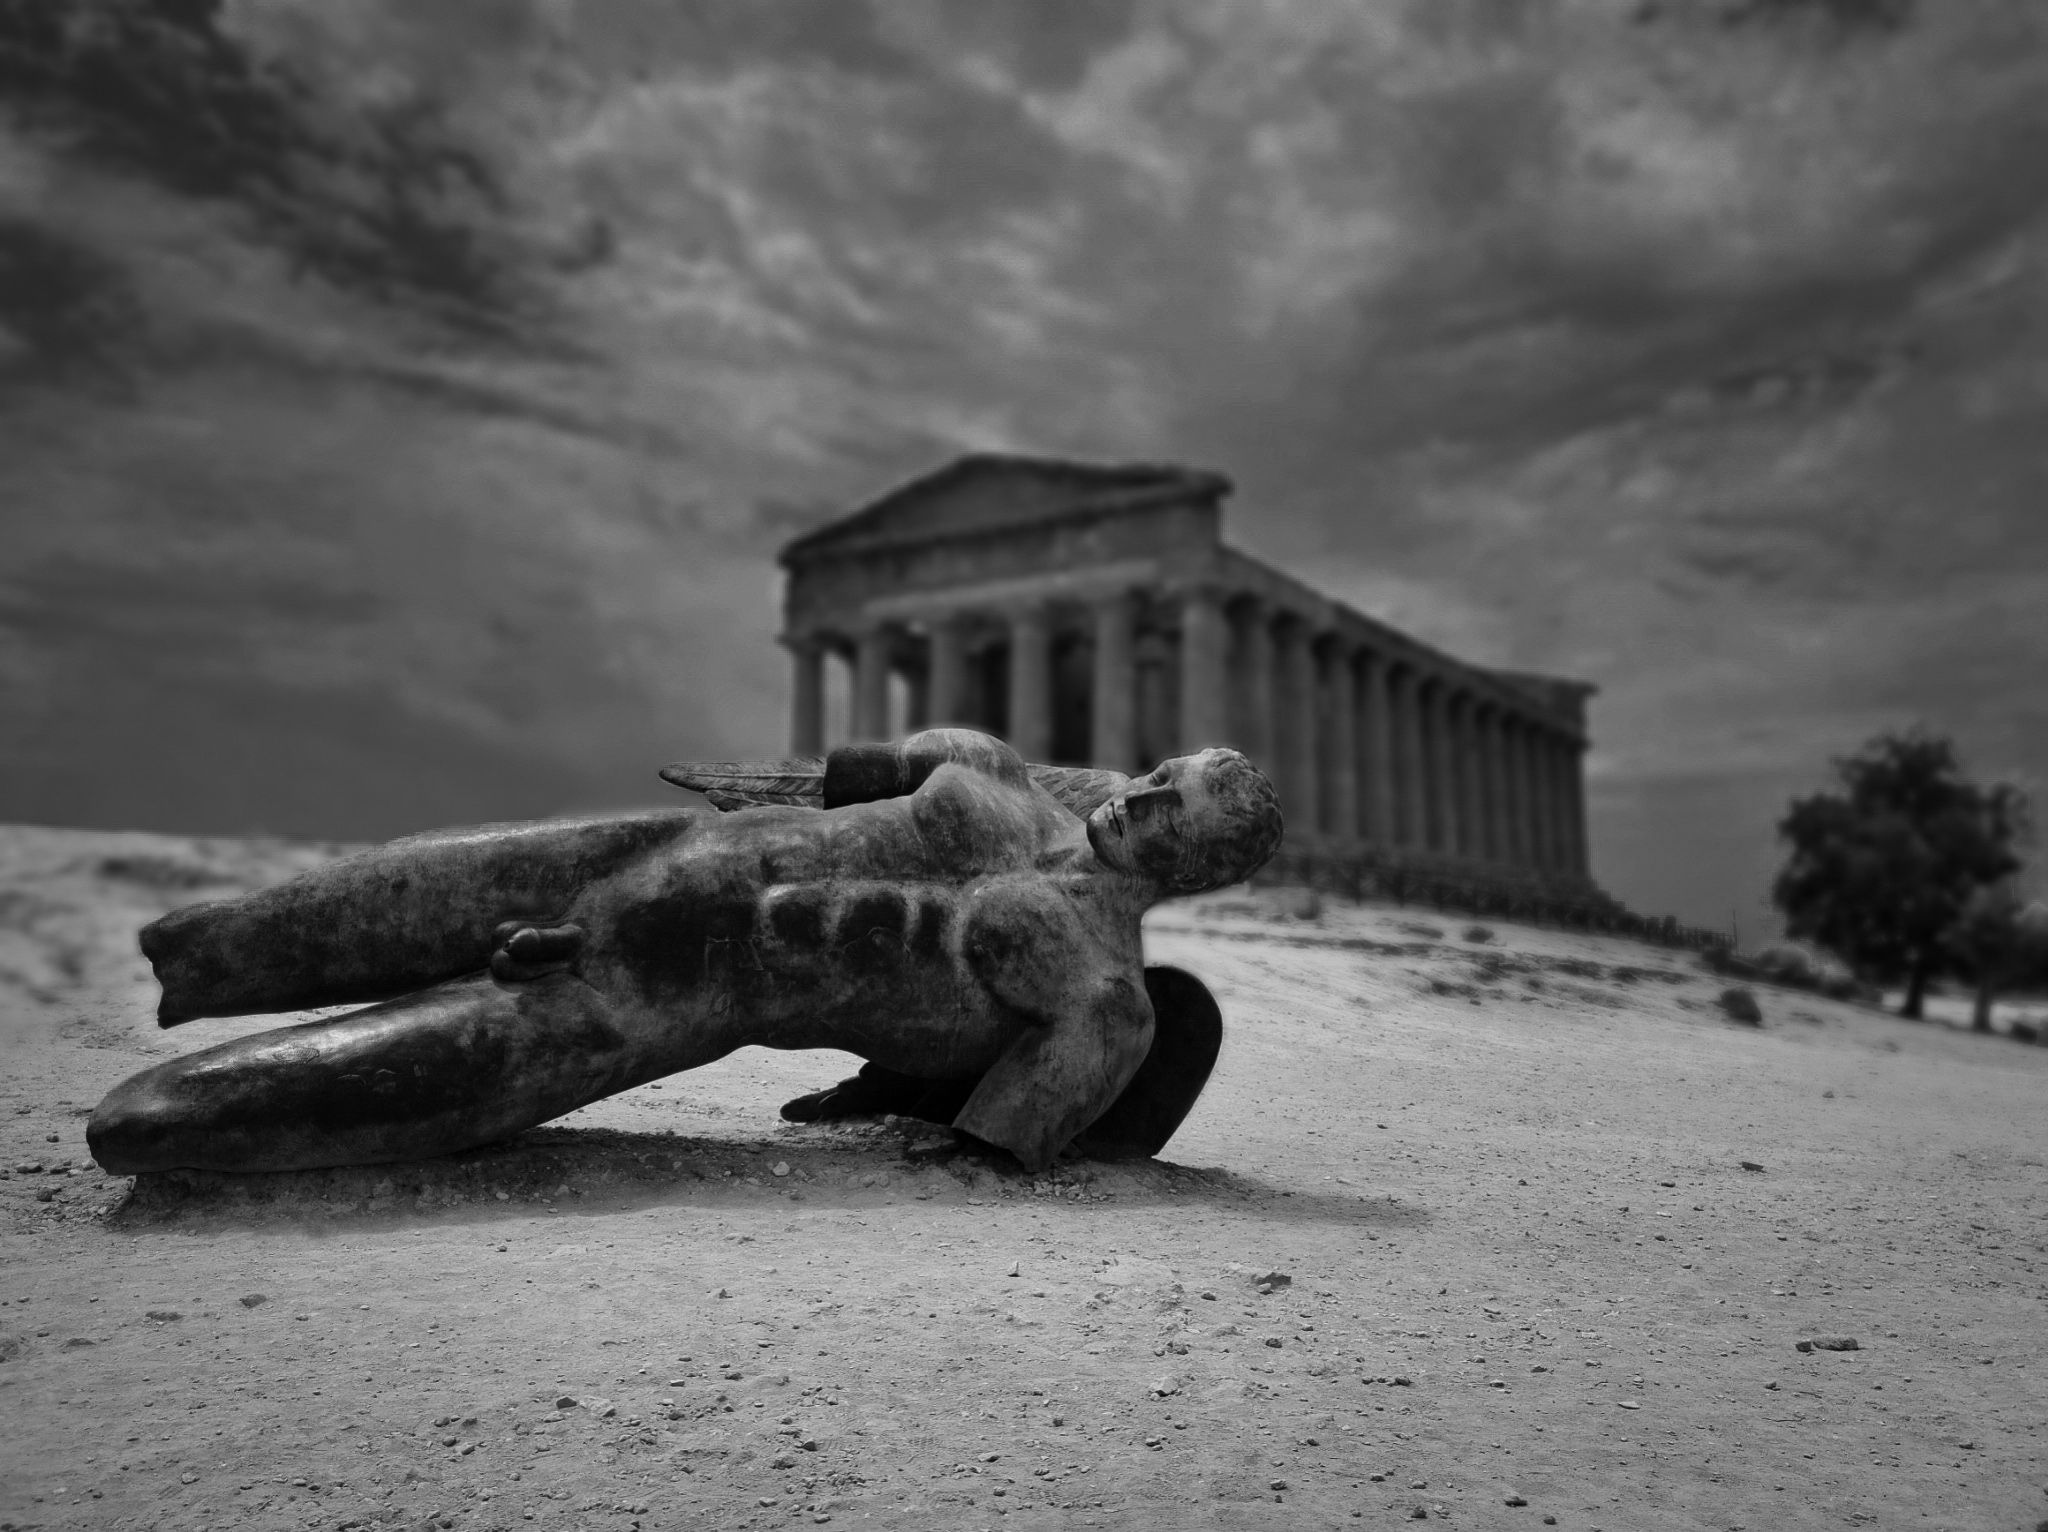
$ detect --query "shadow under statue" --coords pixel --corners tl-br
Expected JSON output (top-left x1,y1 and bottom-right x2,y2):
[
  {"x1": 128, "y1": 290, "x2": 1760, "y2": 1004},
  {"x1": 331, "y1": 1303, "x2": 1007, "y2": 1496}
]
[{"x1": 88, "y1": 729, "x2": 1283, "y2": 1176}]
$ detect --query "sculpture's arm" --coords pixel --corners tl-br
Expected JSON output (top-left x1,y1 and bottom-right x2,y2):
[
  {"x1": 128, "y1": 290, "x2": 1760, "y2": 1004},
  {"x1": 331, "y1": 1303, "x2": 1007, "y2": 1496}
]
[
  {"x1": 820, "y1": 728, "x2": 1030, "y2": 807},
  {"x1": 952, "y1": 972, "x2": 1155, "y2": 1173},
  {"x1": 660, "y1": 731, "x2": 1130, "y2": 818}
]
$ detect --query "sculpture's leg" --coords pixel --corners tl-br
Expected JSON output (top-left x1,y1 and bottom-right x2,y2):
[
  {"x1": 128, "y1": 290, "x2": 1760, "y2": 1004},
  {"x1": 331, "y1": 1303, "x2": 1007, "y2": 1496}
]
[
  {"x1": 88, "y1": 972, "x2": 641, "y2": 1174},
  {"x1": 1069, "y1": 965, "x2": 1223, "y2": 1161},
  {"x1": 143, "y1": 809, "x2": 697, "y2": 1026}
]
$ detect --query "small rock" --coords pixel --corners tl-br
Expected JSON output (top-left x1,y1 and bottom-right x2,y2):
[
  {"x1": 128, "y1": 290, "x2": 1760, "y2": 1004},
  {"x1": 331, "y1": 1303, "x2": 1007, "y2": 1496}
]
[
  {"x1": 1808, "y1": 1336, "x2": 1859, "y2": 1351},
  {"x1": 555, "y1": 1395, "x2": 579, "y2": 1409},
  {"x1": 1505, "y1": 1495, "x2": 1528, "y2": 1506},
  {"x1": 239, "y1": 1294, "x2": 267, "y2": 1308},
  {"x1": 1544, "y1": 1518, "x2": 1557, "y2": 1525},
  {"x1": 1741, "y1": 1161, "x2": 1765, "y2": 1172},
  {"x1": 1616, "y1": 1400, "x2": 1640, "y2": 1409},
  {"x1": 146, "y1": 1310, "x2": 182, "y2": 1322},
  {"x1": 61, "y1": 1336, "x2": 94, "y2": 1349},
  {"x1": 1265, "y1": 1337, "x2": 1283, "y2": 1349},
  {"x1": 180, "y1": 1471, "x2": 198, "y2": 1484},
  {"x1": 771, "y1": 1162, "x2": 790, "y2": 1178},
  {"x1": 44, "y1": 1133, "x2": 58, "y2": 1143},
  {"x1": 1391, "y1": 1376, "x2": 1413, "y2": 1386},
  {"x1": 1717, "y1": 987, "x2": 1763, "y2": 1024},
  {"x1": 1253, "y1": 1271, "x2": 1292, "y2": 1289},
  {"x1": 1408, "y1": 1507, "x2": 1428, "y2": 1521},
  {"x1": 979, "y1": 1451, "x2": 1000, "y2": 1463},
  {"x1": 1269, "y1": 1479, "x2": 1288, "y2": 1491},
  {"x1": 772, "y1": 1453, "x2": 796, "y2": 1469}
]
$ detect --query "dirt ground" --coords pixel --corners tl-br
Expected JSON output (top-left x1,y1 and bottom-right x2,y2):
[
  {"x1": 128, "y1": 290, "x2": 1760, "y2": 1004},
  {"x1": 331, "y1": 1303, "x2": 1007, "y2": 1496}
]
[{"x1": 1, "y1": 823, "x2": 2044, "y2": 1532}]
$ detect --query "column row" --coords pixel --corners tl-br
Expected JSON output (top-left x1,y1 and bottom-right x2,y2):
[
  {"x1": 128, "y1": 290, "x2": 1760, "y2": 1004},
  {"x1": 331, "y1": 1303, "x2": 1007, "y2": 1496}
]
[
  {"x1": 1172, "y1": 589, "x2": 1589, "y2": 878},
  {"x1": 786, "y1": 589, "x2": 1590, "y2": 879}
]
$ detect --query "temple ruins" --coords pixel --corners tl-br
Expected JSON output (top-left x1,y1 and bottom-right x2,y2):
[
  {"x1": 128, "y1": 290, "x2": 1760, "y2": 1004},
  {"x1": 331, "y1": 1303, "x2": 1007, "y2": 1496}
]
[{"x1": 779, "y1": 454, "x2": 1597, "y2": 893}]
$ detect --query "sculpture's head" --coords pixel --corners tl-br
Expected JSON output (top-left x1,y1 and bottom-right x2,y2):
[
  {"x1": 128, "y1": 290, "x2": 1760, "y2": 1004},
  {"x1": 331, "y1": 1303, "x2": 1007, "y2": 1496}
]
[{"x1": 1086, "y1": 748, "x2": 1284, "y2": 897}]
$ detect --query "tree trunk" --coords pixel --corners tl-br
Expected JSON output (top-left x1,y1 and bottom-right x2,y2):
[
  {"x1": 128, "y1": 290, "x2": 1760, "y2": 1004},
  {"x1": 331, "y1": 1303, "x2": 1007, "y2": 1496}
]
[
  {"x1": 1971, "y1": 983, "x2": 1994, "y2": 1032},
  {"x1": 1900, "y1": 963, "x2": 1927, "y2": 1020}
]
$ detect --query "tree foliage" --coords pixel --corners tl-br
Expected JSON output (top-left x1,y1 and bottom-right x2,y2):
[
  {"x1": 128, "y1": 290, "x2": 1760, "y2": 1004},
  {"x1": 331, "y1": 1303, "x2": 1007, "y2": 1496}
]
[
  {"x1": 1771, "y1": 731, "x2": 2027, "y2": 1019},
  {"x1": 0, "y1": 0, "x2": 535, "y2": 337}
]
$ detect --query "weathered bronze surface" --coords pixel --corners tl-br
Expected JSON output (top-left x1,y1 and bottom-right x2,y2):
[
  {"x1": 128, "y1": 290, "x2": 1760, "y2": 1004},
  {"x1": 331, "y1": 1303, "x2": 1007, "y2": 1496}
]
[{"x1": 89, "y1": 729, "x2": 1281, "y2": 1176}]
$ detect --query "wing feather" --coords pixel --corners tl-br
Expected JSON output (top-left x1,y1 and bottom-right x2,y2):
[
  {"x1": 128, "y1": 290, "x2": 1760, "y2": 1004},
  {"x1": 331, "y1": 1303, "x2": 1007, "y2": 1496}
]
[
  {"x1": 1026, "y1": 763, "x2": 1130, "y2": 818},
  {"x1": 659, "y1": 758, "x2": 824, "y2": 810}
]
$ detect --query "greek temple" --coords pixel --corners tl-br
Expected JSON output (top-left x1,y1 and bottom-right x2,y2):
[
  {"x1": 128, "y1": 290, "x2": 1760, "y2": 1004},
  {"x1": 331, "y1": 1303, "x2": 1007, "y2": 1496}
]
[{"x1": 779, "y1": 454, "x2": 1593, "y2": 885}]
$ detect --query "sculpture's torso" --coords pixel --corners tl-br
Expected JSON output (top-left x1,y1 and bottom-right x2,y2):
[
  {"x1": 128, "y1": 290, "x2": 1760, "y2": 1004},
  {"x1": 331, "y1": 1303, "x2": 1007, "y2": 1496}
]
[{"x1": 572, "y1": 761, "x2": 1140, "y2": 1076}]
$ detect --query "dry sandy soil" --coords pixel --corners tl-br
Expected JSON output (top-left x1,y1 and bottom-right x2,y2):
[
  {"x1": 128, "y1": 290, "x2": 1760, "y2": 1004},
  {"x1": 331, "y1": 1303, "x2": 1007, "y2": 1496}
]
[{"x1": 1, "y1": 824, "x2": 2044, "y2": 1532}]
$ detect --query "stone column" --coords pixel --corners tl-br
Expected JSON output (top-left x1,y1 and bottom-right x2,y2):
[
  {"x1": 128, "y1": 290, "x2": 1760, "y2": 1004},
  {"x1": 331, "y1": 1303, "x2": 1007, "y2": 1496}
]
[
  {"x1": 1007, "y1": 604, "x2": 1053, "y2": 762},
  {"x1": 1471, "y1": 705, "x2": 1496, "y2": 861},
  {"x1": 1236, "y1": 601, "x2": 1275, "y2": 769},
  {"x1": 1178, "y1": 587, "x2": 1228, "y2": 752},
  {"x1": 1499, "y1": 720, "x2": 1531, "y2": 868},
  {"x1": 1322, "y1": 641, "x2": 1358, "y2": 841},
  {"x1": 853, "y1": 626, "x2": 893, "y2": 742},
  {"x1": 786, "y1": 634, "x2": 825, "y2": 756},
  {"x1": 1274, "y1": 617, "x2": 1319, "y2": 831},
  {"x1": 1465, "y1": 701, "x2": 1492, "y2": 861},
  {"x1": 1550, "y1": 734, "x2": 1579, "y2": 877},
  {"x1": 1090, "y1": 591, "x2": 1138, "y2": 773},
  {"x1": 1422, "y1": 680, "x2": 1458, "y2": 855},
  {"x1": 1394, "y1": 665, "x2": 1427, "y2": 849},
  {"x1": 1531, "y1": 725, "x2": 1556, "y2": 868},
  {"x1": 927, "y1": 615, "x2": 971, "y2": 729},
  {"x1": 1358, "y1": 649, "x2": 1395, "y2": 844},
  {"x1": 1566, "y1": 739, "x2": 1590, "y2": 877},
  {"x1": 1487, "y1": 711, "x2": 1512, "y2": 863},
  {"x1": 1445, "y1": 691, "x2": 1473, "y2": 859}
]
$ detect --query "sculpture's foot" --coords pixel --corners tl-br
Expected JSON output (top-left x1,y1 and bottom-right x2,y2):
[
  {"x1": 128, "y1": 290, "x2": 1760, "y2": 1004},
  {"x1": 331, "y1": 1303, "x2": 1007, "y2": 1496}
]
[
  {"x1": 1069, "y1": 965, "x2": 1223, "y2": 1161},
  {"x1": 779, "y1": 1063, "x2": 974, "y2": 1126},
  {"x1": 89, "y1": 972, "x2": 633, "y2": 1174}
]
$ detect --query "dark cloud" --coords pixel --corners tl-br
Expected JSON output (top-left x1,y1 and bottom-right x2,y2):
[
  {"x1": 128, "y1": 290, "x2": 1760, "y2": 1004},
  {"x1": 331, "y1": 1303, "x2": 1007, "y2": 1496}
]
[{"x1": 3, "y1": 0, "x2": 2045, "y2": 923}]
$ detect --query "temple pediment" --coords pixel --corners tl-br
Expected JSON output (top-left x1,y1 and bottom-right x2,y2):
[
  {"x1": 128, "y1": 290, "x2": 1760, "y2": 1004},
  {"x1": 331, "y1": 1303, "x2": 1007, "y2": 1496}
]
[{"x1": 781, "y1": 453, "x2": 1231, "y2": 563}]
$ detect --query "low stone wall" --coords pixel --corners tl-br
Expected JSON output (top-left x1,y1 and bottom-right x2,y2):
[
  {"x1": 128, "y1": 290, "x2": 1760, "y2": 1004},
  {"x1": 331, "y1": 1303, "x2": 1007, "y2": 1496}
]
[{"x1": 1252, "y1": 836, "x2": 1730, "y2": 955}]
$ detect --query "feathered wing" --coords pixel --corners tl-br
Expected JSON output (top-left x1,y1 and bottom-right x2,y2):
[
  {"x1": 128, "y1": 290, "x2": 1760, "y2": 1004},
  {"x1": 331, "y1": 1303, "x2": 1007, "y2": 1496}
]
[
  {"x1": 657, "y1": 758, "x2": 824, "y2": 812},
  {"x1": 658, "y1": 754, "x2": 1129, "y2": 818},
  {"x1": 1025, "y1": 764, "x2": 1129, "y2": 818}
]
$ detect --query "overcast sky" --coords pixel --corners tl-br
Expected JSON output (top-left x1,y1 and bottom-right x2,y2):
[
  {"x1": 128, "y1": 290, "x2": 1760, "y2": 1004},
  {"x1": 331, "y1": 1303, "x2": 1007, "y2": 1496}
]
[{"x1": 4, "y1": 0, "x2": 2045, "y2": 932}]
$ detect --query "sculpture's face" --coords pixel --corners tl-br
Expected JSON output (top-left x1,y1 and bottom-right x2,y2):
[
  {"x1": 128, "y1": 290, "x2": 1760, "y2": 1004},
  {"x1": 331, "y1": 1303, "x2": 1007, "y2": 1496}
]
[{"x1": 1086, "y1": 751, "x2": 1237, "y2": 888}]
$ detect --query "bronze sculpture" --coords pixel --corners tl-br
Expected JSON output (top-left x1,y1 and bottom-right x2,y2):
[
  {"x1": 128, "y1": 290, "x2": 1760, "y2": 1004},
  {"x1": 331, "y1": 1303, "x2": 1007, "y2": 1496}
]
[{"x1": 88, "y1": 729, "x2": 1282, "y2": 1177}]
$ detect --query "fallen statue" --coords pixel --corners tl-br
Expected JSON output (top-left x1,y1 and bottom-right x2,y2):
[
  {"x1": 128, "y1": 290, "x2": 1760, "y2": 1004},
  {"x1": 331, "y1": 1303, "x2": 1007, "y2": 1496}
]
[{"x1": 88, "y1": 729, "x2": 1282, "y2": 1176}]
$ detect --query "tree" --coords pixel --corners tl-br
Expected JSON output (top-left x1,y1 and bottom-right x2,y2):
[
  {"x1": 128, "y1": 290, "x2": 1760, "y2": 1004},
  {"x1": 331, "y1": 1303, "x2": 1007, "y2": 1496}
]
[
  {"x1": 1771, "y1": 731, "x2": 2027, "y2": 1019},
  {"x1": 1944, "y1": 888, "x2": 2048, "y2": 1032}
]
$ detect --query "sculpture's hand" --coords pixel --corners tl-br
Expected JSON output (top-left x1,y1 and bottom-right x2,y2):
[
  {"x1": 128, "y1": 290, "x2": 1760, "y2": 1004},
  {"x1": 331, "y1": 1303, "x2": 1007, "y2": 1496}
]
[{"x1": 489, "y1": 920, "x2": 584, "y2": 984}]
